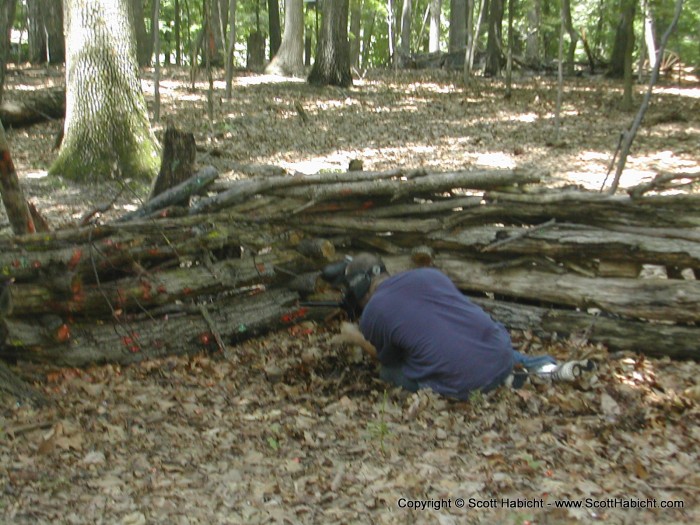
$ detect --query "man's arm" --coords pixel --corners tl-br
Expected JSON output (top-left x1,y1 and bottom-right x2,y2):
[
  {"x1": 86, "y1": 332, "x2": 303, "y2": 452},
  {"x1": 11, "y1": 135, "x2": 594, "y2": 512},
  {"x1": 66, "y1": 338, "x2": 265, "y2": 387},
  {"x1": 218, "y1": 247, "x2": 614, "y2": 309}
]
[{"x1": 334, "y1": 321, "x2": 378, "y2": 360}]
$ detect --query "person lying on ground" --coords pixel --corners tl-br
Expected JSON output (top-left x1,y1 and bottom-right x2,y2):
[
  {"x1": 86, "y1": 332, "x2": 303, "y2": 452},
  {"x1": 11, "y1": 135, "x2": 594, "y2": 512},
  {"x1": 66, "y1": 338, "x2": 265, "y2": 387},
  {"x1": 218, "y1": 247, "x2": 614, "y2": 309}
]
[{"x1": 332, "y1": 253, "x2": 560, "y2": 400}]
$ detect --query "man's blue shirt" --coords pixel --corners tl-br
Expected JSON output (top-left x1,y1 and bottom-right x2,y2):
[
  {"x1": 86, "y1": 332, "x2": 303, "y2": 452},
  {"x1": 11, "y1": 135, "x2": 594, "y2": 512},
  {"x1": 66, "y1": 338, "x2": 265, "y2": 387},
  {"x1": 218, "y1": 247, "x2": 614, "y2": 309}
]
[{"x1": 359, "y1": 268, "x2": 514, "y2": 399}]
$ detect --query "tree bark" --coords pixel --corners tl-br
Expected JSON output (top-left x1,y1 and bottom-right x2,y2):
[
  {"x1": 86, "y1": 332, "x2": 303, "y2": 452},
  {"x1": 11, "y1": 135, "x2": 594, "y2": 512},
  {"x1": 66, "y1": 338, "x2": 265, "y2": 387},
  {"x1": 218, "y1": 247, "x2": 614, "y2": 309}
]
[
  {"x1": 429, "y1": 0, "x2": 441, "y2": 53},
  {"x1": 449, "y1": 0, "x2": 467, "y2": 52},
  {"x1": 268, "y1": 0, "x2": 282, "y2": 59},
  {"x1": 0, "y1": 0, "x2": 16, "y2": 104},
  {"x1": 0, "y1": 120, "x2": 40, "y2": 235},
  {"x1": 1, "y1": 289, "x2": 303, "y2": 367},
  {"x1": 485, "y1": 0, "x2": 503, "y2": 76},
  {"x1": 50, "y1": 0, "x2": 160, "y2": 183},
  {"x1": 308, "y1": 0, "x2": 352, "y2": 87},
  {"x1": 609, "y1": 0, "x2": 636, "y2": 78},
  {"x1": 27, "y1": 0, "x2": 65, "y2": 64},
  {"x1": 349, "y1": 0, "x2": 363, "y2": 68},
  {"x1": 131, "y1": 0, "x2": 153, "y2": 66},
  {"x1": 265, "y1": 0, "x2": 304, "y2": 76},
  {"x1": 398, "y1": 0, "x2": 412, "y2": 65}
]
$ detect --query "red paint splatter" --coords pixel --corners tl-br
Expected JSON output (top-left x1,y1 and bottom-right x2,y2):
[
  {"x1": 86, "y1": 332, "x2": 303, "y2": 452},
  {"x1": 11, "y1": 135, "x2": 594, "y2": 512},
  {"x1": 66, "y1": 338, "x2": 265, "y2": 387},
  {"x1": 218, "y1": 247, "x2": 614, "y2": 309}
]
[
  {"x1": 281, "y1": 307, "x2": 309, "y2": 324},
  {"x1": 67, "y1": 249, "x2": 82, "y2": 270},
  {"x1": 55, "y1": 324, "x2": 70, "y2": 342}
]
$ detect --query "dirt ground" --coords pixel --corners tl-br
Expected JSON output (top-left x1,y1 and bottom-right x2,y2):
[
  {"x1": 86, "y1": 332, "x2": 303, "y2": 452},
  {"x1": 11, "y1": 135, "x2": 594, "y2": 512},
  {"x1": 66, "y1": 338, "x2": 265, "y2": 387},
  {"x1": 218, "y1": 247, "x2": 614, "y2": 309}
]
[{"x1": 1, "y1": 66, "x2": 700, "y2": 524}]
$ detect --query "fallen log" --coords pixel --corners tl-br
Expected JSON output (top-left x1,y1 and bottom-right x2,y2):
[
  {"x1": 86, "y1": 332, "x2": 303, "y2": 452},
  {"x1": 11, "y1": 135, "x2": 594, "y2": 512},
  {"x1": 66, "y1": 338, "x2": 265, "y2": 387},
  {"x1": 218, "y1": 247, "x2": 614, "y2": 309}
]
[
  {"x1": 0, "y1": 289, "x2": 302, "y2": 366},
  {"x1": 0, "y1": 87, "x2": 65, "y2": 127},
  {"x1": 3, "y1": 250, "x2": 312, "y2": 317},
  {"x1": 439, "y1": 257, "x2": 700, "y2": 324},
  {"x1": 472, "y1": 298, "x2": 698, "y2": 360},
  {"x1": 271, "y1": 169, "x2": 542, "y2": 204},
  {"x1": 379, "y1": 255, "x2": 700, "y2": 324},
  {"x1": 430, "y1": 223, "x2": 700, "y2": 270}
]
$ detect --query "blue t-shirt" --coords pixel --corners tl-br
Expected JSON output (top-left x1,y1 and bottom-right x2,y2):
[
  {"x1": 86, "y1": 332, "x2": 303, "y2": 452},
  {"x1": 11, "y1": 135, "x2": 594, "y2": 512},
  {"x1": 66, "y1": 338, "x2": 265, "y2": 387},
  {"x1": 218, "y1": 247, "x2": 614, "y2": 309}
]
[{"x1": 359, "y1": 268, "x2": 514, "y2": 399}]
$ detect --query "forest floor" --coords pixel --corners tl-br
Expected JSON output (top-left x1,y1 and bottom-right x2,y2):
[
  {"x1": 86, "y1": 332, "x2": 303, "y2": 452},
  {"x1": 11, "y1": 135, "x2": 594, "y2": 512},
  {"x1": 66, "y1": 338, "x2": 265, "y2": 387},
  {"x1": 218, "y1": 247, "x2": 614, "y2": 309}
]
[{"x1": 1, "y1": 66, "x2": 700, "y2": 524}]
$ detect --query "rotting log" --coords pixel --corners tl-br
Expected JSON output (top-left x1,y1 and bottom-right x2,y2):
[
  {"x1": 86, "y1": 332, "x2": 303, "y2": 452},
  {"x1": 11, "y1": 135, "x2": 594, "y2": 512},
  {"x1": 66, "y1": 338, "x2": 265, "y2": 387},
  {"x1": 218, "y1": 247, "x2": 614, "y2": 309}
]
[
  {"x1": 438, "y1": 257, "x2": 700, "y2": 324},
  {"x1": 3, "y1": 250, "x2": 312, "y2": 317},
  {"x1": 271, "y1": 169, "x2": 542, "y2": 204},
  {"x1": 0, "y1": 87, "x2": 65, "y2": 127},
  {"x1": 118, "y1": 166, "x2": 218, "y2": 222},
  {"x1": 445, "y1": 191, "x2": 700, "y2": 228},
  {"x1": 430, "y1": 223, "x2": 700, "y2": 269},
  {"x1": 0, "y1": 289, "x2": 302, "y2": 367},
  {"x1": 472, "y1": 298, "x2": 698, "y2": 359}
]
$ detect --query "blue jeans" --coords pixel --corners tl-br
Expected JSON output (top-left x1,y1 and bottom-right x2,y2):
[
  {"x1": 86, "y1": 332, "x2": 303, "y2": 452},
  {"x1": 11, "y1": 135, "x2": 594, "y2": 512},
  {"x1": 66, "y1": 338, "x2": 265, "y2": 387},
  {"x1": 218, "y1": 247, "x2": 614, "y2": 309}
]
[{"x1": 378, "y1": 350, "x2": 556, "y2": 394}]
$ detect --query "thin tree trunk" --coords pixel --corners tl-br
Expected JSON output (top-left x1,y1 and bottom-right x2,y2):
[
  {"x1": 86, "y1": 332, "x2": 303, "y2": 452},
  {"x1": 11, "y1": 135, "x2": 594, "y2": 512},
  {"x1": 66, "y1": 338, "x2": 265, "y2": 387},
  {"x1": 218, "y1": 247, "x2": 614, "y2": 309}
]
[
  {"x1": 449, "y1": 0, "x2": 467, "y2": 52},
  {"x1": 505, "y1": 0, "x2": 513, "y2": 98},
  {"x1": 265, "y1": 0, "x2": 304, "y2": 77},
  {"x1": 131, "y1": 0, "x2": 153, "y2": 66},
  {"x1": 0, "y1": 120, "x2": 39, "y2": 234},
  {"x1": 175, "y1": 0, "x2": 182, "y2": 65},
  {"x1": 429, "y1": 0, "x2": 441, "y2": 53},
  {"x1": 224, "y1": 0, "x2": 236, "y2": 98},
  {"x1": 153, "y1": 0, "x2": 161, "y2": 123},
  {"x1": 387, "y1": 0, "x2": 396, "y2": 66},
  {"x1": 399, "y1": 0, "x2": 412, "y2": 64},
  {"x1": 349, "y1": 0, "x2": 363, "y2": 68},
  {"x1": 485, "y1": 0, "x2": 503, "y2": 76},
  {"x1": 268, "y1": 0, "x2": 282, "y2": 59},
  {"x1": 0, "y1": 0, "x2": 16, "y2": 104}
]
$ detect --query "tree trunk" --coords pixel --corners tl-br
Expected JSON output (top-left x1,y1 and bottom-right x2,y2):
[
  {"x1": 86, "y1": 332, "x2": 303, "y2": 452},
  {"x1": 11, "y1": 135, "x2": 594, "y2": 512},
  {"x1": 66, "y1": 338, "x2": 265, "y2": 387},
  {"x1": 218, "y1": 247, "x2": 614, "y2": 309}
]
[
  {"x1": 429, "y1": 0, "x2": 441, "y2": 53},
  {"x1": 308, "y1": 0, "x2": 352, "y2": 87},
  {"x1": 131, "y1": 0, "x2": 153, "y2": 66},
  {"x1": 224, "y1": 0, "x2": 237, "y2": 98},
  {"x1": 27, "y1": 0, "x2": 65, "y2": 64},
  {"x1": 153, "y1": 0, "x2": 161, "y2": 122},
  {"x1": 398, "y1": 0, "x2": 412, "y2": 65},
  {"x1": 266, "y1": 0, "x2": 304, "y2": 76},
  {"x1": 449, "y1": 0, "x2": 467, "y2": 52},
  {"x1": 349, "y1": 0, "x2": 363, "y2": 68},
  {"x1": 387, "y1": 0, "x2": 396, "y2": 65},
  {"x1": 609, "y1": 0, "x2": 636, "y2": 78},
  {"x1": 485, "y1": 0, "x2": 503, "y2": 76},
  {"x1": 524, "y1": 0, "x2": 540, "y2": 67},
  {"x1": 268, "y1": 0, "x2": 282, "y2": 59},
  {"x1": 0, "y1": 0, "x2": 16, "y2": 104},
  {"x1": 0, "y1": 120, "x2": 40, "y2": 235},
  {"x1": 561, "y1": 0, "x2": 578, "y2": 75},
  {"x1": 49, "y1": 0, "x2": 160, "y2": 184}
]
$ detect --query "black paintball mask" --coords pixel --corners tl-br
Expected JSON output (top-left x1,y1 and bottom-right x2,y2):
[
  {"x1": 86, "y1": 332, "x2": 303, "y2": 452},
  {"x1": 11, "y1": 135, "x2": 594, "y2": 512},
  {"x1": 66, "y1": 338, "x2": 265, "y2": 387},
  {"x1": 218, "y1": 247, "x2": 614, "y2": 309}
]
[{"x1": 321, "y1": 255, "x2": 386, "y2": 319}]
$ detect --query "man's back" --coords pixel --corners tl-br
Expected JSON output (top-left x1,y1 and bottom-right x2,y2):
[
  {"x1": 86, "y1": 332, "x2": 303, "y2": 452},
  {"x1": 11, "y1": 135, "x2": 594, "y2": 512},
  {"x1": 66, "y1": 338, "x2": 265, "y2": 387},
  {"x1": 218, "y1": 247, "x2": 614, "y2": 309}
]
[{"x1": 359, "y1": 268, "x2": 514, "y2": 398}]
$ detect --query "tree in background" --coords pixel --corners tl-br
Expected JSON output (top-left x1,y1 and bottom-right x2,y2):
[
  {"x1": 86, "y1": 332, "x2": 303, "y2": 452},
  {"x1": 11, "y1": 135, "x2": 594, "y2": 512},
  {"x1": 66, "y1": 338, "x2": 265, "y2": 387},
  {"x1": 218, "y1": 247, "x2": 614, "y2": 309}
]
[
  {"x1": 131, "y1": 0, "x2": 153, "y2": 66},
  {"x1": 308, "y1": 0, "x2": 352, "y2": 87},
  {"x1": 268, "y1": 0, "x2": 282, "y2": 59},
  {"x1": 27, "y1": 0, "x2": 65, "y2": 64},
  {"x1": 398, "y1": 0, "x2": 411, "y2": 64},
  {"x1": 485, "y1": 0, "x2": 503, "y2": 76},
  {"x1": 449, "y1": 0, "x2": 467, "y2": 52},
  {"x1": 609, "y1": 0, "x2": 636, "y2": 78},
  {"x1": 50, "y1": 0, "x2": 159, "y2": 183},
  {"x1": 266, "y1": 0, "x2": 304, "y2": 76},
  {"x1": 429, "y1": 0, "x2": 441, "y2": 53},
  {"x1": 349, "y1": 0, "x2": 363, "y2": 67},
  {"x1": 0, "y1": 0, "x2": 15, "y2": 104}
]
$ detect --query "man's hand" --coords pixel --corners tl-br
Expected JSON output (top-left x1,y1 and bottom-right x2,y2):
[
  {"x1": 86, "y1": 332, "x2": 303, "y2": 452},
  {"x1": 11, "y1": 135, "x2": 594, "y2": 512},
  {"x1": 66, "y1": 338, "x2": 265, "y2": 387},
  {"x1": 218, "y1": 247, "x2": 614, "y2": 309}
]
[{"x1": 332, "y1": 321, "x2": 378, "y2": 360}]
